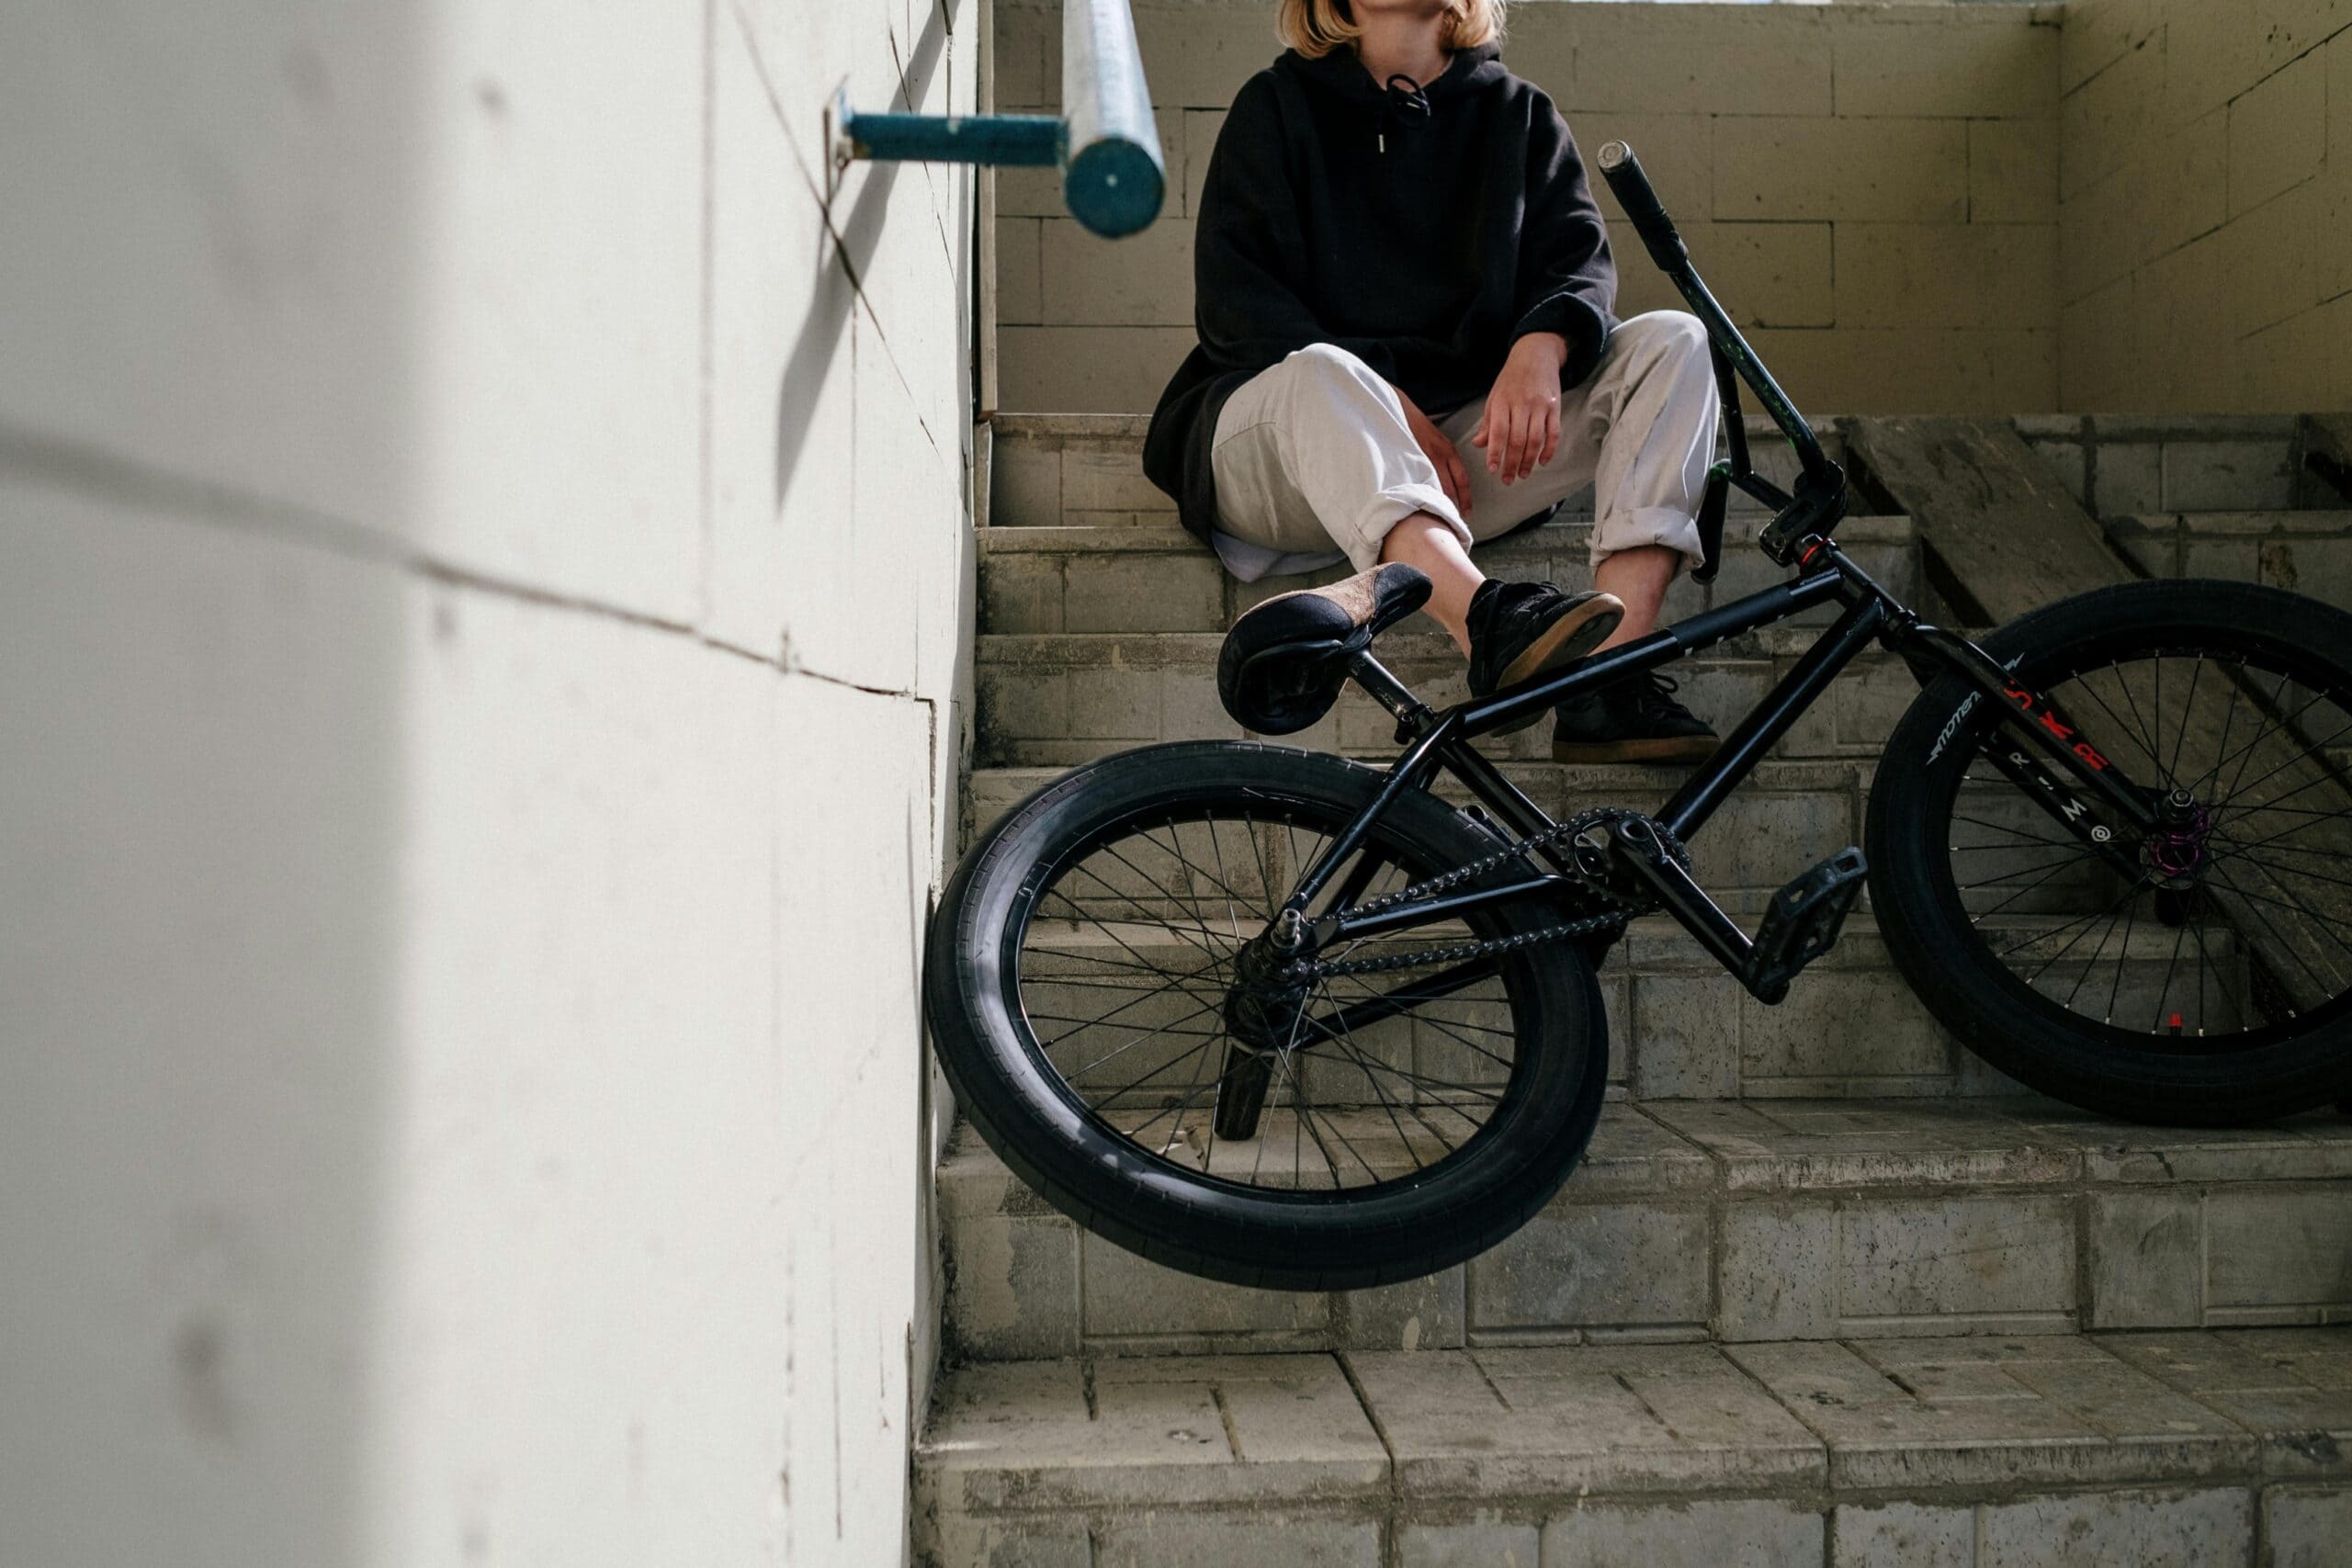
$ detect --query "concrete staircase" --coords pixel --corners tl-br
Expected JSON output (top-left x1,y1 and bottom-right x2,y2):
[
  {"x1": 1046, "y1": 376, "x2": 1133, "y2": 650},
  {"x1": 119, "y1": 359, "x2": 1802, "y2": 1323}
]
[{"x1": 917, "y1": 412, "x2": 2352, "y2": 1565}]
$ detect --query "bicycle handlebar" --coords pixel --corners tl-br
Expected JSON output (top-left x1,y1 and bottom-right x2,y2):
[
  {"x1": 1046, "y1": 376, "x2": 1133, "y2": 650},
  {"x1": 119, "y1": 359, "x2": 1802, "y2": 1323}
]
[
  {"x1": 1590, "y1": 138, "x2": 1843, "y2": 546},
  {"x1": 1595, "y1": 140, "x2": 1687, "y2": 274}
]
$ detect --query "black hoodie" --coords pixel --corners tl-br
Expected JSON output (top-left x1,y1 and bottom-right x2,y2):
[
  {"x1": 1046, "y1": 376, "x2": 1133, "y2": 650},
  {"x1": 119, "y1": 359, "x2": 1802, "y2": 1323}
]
[{"x1": 1141, "y1": 39, "x2": 1619, "y2": 547}]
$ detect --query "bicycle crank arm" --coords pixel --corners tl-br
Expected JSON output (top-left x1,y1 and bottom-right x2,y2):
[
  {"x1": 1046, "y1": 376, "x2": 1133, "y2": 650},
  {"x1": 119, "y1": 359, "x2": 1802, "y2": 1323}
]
[{"x1": 1609, "y1": 818, "x2": 1867, "y2": 1005}]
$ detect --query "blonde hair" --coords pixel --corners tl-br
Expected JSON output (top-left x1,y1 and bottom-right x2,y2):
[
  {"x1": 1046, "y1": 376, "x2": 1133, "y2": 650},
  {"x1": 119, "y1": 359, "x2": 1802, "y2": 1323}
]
[{"x1": 1275, "y1": 0, "x2": 1505, "y2": 60}]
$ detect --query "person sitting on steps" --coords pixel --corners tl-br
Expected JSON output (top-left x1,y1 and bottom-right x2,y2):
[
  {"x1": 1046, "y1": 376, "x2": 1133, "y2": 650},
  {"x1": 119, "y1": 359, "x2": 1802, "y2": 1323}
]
[{"x1": 1143, "y1": 0, "x2": 1721, "y2": 764}]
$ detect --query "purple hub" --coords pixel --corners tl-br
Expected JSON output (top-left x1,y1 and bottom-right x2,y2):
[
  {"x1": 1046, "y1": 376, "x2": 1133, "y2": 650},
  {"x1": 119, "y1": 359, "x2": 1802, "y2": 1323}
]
[{"x1": 2145, "y1": 801, "x2": 2214, "y2": 879}]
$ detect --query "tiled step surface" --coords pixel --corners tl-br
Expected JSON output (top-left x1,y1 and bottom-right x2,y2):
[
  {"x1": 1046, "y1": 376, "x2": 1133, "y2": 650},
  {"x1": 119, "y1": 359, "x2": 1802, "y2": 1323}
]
[
  {"x1": 2105, "y1": 511, "x2": 2352, "y2": 604},
  {"x1": 976, "y1": 510, "x2": 2352, "y2": 654},
  {"x1": 917, "y1": 1326, "x2": 2352, "y2": 1567},
  {"x1": 983, "y1": 413, "x2": 1860, "y2": 533},
  {"x1": 972, "y1": 623, "x2": 1925, "y2": 769},
  {"x1": 970, "y1": 759, "x2": 1876, "y2": 919},
  {"x1": 986, "y1": 411, "x2": 2351, "y2": 536},
  {"x1": 2017, "y1": 412, "x2": 2352, "y2": 519},
  {"x1": 976, "y1": 517, "x2": 1922, "y2": 639},
  {"x1": 940, "y1": 1100, "x2": 2352, "y2": 1364},
  {"x1": 989, "y1": 911, "x2": 2234, "y2": 1111}
]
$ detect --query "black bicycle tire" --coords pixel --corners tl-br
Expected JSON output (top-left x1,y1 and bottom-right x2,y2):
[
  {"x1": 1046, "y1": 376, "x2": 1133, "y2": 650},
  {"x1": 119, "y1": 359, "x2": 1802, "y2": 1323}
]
[
  {"x1": 923, "y1": 740, "x2": 1609, "y2": 1291},
  {"x1": 1868, "y1": 579, "x2": 2352, "y2": 1124}
]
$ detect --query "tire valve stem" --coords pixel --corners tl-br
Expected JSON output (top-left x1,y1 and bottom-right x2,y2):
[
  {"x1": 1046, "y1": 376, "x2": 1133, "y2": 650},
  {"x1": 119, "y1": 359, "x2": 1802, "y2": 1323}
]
[{"x1": 2169, "y1": 1012, "x2": 2185, "y2": 1037}]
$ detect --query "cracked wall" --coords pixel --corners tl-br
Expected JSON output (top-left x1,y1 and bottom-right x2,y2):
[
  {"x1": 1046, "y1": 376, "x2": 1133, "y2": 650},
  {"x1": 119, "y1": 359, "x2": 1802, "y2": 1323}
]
[
  {"x1": 991, "y1": 0, "x2": 2067, "y2": 417},
  {"x1": 2058, "y1": 1, "x2": 2352, "y2": 411},
  {"x1": 0, "y1": 3, "x2": 975, "y2": 1565}
]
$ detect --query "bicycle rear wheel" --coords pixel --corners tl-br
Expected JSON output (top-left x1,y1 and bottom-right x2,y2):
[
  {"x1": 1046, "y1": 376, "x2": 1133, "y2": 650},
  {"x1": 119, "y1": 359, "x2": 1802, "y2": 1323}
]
[
  {"x1": 924, "y1": 741, "x2": 1608, "y2": 1290},
  {"x1": 1869, "y1": 581, "x2": 2352, "y2": 1122}
]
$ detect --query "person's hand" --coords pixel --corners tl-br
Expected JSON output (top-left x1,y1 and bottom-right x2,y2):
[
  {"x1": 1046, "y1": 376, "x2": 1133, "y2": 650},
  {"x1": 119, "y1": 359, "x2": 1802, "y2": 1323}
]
[
  {"x1": 1392, "y1": 382, "x2": 1474, "y2": 520},
  {"x1": 1471, "y1": 332, "x2": 1566, "y2": 486}
]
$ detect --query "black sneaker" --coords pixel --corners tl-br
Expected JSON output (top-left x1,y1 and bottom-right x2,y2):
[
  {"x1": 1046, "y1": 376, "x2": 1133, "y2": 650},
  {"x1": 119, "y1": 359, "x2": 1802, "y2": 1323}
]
[
  {"x1": 1552, "y1": 671, "x2": 1719, "y2": 764},
  {"x1": 1465, "y1": 581, "x2": 1624, "y2": 730}
]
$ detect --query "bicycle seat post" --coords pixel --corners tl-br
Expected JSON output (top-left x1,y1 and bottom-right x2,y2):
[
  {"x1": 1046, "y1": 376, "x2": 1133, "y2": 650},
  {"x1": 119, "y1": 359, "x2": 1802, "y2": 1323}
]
[{"x1": 1349, "y1": 650, "x2": 1438, "y2": 741}]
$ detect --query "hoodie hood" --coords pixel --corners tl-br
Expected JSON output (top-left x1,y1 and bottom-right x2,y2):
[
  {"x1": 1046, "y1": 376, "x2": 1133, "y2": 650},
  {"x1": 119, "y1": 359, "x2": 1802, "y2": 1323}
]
[{"x1": 1276, "y1": 39, "x2": 1508, "y2": 106}]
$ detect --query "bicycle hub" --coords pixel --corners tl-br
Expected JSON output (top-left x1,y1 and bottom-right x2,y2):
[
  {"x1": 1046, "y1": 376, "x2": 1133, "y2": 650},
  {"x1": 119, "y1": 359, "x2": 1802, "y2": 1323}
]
[{"x1": 2145, "y1": 788, "x2": 2213, "y2": 880}]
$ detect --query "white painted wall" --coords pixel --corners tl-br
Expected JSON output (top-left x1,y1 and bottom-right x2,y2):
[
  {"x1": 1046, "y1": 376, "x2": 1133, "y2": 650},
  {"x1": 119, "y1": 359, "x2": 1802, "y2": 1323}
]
[{"x1": 0, "y1": 3, "x2": 975, "y2": 1565}]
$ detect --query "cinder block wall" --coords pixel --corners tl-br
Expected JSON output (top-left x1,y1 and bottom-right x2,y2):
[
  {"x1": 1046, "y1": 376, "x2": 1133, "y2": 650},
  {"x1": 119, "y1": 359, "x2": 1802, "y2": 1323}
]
[
  {"x1": 2059, "y1": 1, "x2": 2352, "y2": 411},
  {"x1": 0, "y1": 4, "x2": 971, "y2": 1565},
  {"x1": 994, "y1": 0, "x2": 2063, "y2": 416}
]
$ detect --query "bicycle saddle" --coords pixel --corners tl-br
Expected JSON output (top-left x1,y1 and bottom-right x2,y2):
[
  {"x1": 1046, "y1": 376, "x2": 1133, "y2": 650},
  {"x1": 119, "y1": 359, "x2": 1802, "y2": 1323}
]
[{"x1": 1216, "y1": 563, "x2": 1431, "y2": 734}]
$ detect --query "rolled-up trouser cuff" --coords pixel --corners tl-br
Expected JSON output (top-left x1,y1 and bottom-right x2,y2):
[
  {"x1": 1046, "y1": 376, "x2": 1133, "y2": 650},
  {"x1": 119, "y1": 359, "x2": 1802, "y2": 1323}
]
[
  {"x1": 1348, "y1": 483, "x2": 1471, "y2": 574},
  {"x1": 1592, "y1": 503, "x2": 1704, "y2": 573}
]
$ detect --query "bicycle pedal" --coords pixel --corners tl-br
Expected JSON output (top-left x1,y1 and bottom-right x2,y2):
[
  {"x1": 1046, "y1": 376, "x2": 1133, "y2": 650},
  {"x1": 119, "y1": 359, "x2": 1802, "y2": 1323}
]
[{"x1": 1743, "y1": 847, "x2": 1868, "y2": 1004}]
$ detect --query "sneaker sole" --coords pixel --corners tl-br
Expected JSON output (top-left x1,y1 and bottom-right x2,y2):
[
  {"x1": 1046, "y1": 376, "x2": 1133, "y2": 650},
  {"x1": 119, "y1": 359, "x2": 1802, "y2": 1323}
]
[
  {"x1": 1552, "y1": 734, "x2": 1723, "y2": 765},
  {"x1": 1489, "y1": 596, "x2": 1626, "y2": 734}
]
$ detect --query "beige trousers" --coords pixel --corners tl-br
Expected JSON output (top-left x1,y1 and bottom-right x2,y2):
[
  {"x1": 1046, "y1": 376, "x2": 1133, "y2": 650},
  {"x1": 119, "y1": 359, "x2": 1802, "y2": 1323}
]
[{"x1": 1206, "y1": 311, "x2": 1721, "y2": 581}]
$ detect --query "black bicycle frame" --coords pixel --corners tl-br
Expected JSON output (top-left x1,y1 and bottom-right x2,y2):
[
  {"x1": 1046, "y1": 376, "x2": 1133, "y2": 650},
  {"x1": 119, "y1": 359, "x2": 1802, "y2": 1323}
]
[
  {"x1": 1266, "y1": 137, "x2": 2168, "y2": 989},
  {"x1": 1277, "y1": 542, "x2": 2163, "y2": 978}
]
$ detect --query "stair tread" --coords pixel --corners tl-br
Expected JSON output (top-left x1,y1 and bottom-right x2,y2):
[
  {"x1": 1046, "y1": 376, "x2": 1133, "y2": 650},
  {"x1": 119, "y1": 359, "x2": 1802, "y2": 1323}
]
[
  {"x1": 1010, "y1": 908, "x2": 2225, "y2": 966},
  {"x1": 972, "y1": 757, "x2": 1870, "y2": 791},
  {"x1": 977, "y1": 514, "x2": 1921, "y2": 552},
  {"x1": 918, "y1": 1327, "x2": 2352, "y2": 1523},
  {"x1": 976, "y1": 625, "x2": 1904, "y2": 660},
  {"x1": 942, "y1": 1097, "x2": 2352, "y2": 1204},
  {"x1": 937, "y1": 1099, "x2": 2352, "y2": 1363},
  {"x1": 2109, "y1": 510, "x2": 2352, "y2": 529},
  {"x1": 989, "y1": 408, "x2": 1849, "y2": 447}
]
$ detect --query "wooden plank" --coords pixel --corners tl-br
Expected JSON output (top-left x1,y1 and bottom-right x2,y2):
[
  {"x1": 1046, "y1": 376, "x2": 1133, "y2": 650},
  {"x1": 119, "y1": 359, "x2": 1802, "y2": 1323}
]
[
  {"x1": 1849, "y1": 417, "x2": 2352, "y2": 1021},
  {"x1": 1844, "y1": 417, "x2": 2132, "y2": 620}
]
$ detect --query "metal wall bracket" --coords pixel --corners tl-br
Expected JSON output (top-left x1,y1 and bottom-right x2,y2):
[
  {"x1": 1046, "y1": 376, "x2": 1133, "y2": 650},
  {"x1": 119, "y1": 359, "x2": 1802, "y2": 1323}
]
[{"x1": 830, "y1": 0, "x2": 1165, "y2": 238}]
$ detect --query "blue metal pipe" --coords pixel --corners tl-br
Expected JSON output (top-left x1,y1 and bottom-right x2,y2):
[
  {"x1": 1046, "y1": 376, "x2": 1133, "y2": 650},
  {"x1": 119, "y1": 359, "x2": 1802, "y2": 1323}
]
[
  {"x1": 831, "y1": 2, "x2": 1167, "y2": 239},
  {"x1": 841, "y1": 110, "x2": 1064, "y2": 167},
  {"x1": 1059, "y1": 0, "x2": 1166, "y2": 237}
]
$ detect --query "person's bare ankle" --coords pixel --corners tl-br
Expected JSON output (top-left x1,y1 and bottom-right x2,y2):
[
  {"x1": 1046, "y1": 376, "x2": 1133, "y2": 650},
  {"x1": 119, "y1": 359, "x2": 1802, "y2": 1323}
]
[{"x1": 1377, "y1": 512, "x2": 1484, "y2": 653}]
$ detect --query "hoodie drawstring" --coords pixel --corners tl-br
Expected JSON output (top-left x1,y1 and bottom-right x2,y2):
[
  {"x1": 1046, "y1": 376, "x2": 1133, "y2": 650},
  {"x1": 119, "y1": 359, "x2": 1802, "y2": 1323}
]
[{"x1": 1378, "y1": 72, "x2": 1430, "y2": 154}]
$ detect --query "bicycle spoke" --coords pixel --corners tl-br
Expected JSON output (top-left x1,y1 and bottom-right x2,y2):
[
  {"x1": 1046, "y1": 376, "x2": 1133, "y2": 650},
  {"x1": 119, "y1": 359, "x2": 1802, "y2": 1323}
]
[
  {"x1": 1030, "y1": 962, "x2": 1223, "y2": 1040},
  {"x1": 2165, "y1": 657, "x2": 2206, "y2": 784},
  {"x1": 2201, "y1": 863, "x2": 2350, "y2": 998},
  {"x1": 1316, "y1": 980, "x2": 1427, "y2": 1172},
  {"x1": 2211, "y1": 717, "x2": 2352, "y2": 813},
  {"x1": 1016, "y1": 797, "x2": 1529, "y2": 1196},
  {"x1": 1966, "y1": 856, "x2": 2089, "y2": 922},
  {"x1": 1952, "y1": 814, "x2": 2077, "y2": 849},
  {"x1": 2150, "y1": 909, "x2": 2194, "y2": 1032},
  {"x1": 2015, "y1": 885, "x2": 2142, "y2": 985},
  {"x1": 1945, "y1": 635, "x2": 2352, "y2": 1047},
  {"x1": 1073, "y1": 852, "x2": 1229, "y2": 971},
  {"x1": 2199, "y1": 683, "x2": 2337, "y2": 799},
  {"x1": 2206, "y1": 844, "x2": 2352, "y2": 895}
]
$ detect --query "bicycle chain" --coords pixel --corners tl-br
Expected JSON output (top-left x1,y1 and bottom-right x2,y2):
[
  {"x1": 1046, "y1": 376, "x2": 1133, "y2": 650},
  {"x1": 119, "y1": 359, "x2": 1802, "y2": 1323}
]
[{"x1": 1285, "y1": 808, "x2": 1689, "y2": 982}]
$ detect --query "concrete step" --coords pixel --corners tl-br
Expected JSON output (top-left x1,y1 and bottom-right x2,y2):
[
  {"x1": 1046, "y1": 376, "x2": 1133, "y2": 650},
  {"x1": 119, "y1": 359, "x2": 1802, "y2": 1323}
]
[
  {"x1": 994, "y1": 911, "x2": 2238, "y2": 1111},
  {"x1": 917, "y1": 1326, "x2": 2352, "y2": 1566},
  {"x1": 972, "y1": 506, "x2": 2352, "y2": 660},
  {"x1": 976, "y1": 516, "x2": 1922, "y2": 638},
  {"x1": 972, "y1": 622, "x2": 1924, "y2": 769},
  {"x1": 967, "y1": 758, "x2": 1877, "y2": 919},
  {"x1": 2103, "y1": 511, "x2": 2352, "y2": 605},
  {"x1": 939, "y1": 1099, "x2": 2352, "y2": 1364},
  {"x1": 2018, "y1": 413, "x2": 2352, "y2": 519},
  {"x1": 982, "y1": 412, "x2": 2352, "y2": 537},
  {"x1": 982, "y1": 412, "x2": 1860, "y2": 532},
  {"x1": 967, "y1": 750, "x2": 2170, "y2": 944}
]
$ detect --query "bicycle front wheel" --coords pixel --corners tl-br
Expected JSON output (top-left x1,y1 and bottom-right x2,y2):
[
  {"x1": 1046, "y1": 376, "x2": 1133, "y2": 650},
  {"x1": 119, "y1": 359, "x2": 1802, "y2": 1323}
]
[
  {"x1": 923, "y1": 741, "x2": 1608, "y2": 1291},
  {"x1": 1869, "y1": 580, "x2": 2352, "y2": 1123}
]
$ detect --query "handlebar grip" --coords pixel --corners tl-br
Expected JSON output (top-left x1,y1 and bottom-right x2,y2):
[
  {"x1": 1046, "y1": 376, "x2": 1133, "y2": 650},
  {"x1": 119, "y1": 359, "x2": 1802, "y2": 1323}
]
[{"x1": 1595, "y1": 140, "x2": 1689, "y2": 274}]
